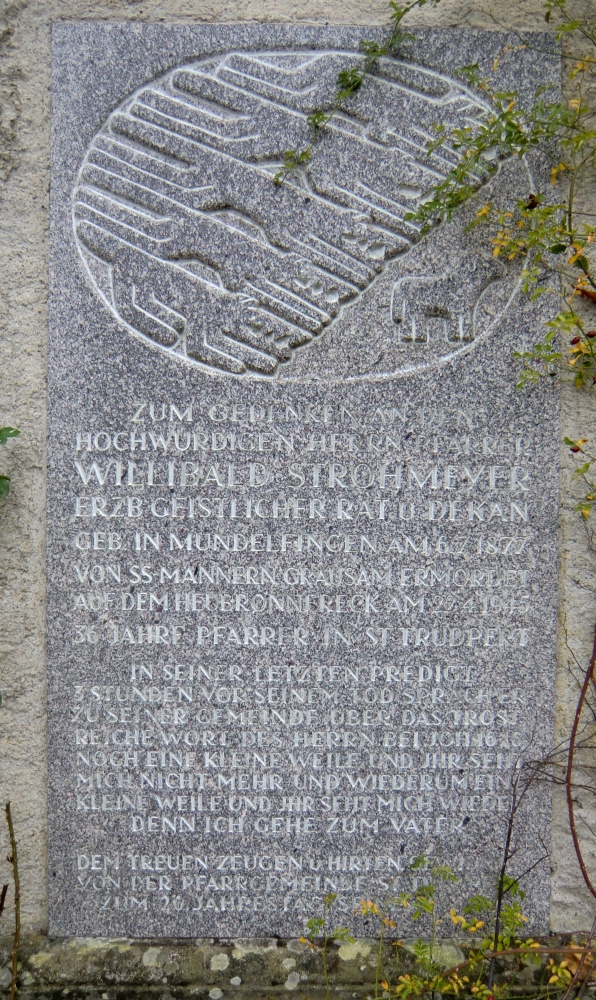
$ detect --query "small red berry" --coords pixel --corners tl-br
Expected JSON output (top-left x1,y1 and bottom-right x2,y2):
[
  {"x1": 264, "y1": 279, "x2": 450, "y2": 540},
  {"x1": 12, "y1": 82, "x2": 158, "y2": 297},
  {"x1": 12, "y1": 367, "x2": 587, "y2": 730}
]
[
  {"x1": 588, "y1": 331, "x2": 596, "y2": 338},
  {"x1": 571, "y1": 446, "x2": 581, "y2": 452},
  {"x1": 571, "y1": 336, "x2": 581, "y2": 344}
]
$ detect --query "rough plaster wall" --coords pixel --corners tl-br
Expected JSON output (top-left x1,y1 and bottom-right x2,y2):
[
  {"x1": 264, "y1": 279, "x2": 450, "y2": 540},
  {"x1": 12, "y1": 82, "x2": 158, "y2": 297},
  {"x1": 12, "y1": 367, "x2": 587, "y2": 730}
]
[
  {"x1": 552, "y1": 382, "x2": 596, "y2": 933},
  {"x1": 1, "y1": 0, "x2": 595, "y2": 937}
]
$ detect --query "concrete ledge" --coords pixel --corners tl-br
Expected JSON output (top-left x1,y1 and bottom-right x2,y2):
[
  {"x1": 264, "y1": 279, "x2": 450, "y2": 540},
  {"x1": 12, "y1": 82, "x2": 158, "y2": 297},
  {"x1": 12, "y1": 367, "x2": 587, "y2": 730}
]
[
  {"x1": 0, "y1": 934, "x2": 393, "y2": 999},
  {"x1": 0, "y1": 934, "x2": 577, "y2": 1000}
]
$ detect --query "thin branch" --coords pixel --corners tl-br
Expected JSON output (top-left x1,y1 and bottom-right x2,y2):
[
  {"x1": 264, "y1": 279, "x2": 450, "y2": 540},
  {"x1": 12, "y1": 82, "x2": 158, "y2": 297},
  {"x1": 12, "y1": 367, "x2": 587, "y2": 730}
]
[
  {"x1": 576, "y1": 955, "x2": 596, "y2": 998},
  {"x1": 489, "y1": 762, "x2": 531, "y2": 990},
  {"x1": 503, "y1": 853, "x2": 550, "y2": 894},
  {"x1": 566, "y1": 623, "x2": 596, "y2": 898},
  {"x1": 577, "y1": 813, "x2": 596, "y2": 840},
  {"x1": 562, "y1": 914, "x2": 596, "y2": 1000},
  {"x1": 5, "y1": 802, "x2": 20, "y2": 1000}
]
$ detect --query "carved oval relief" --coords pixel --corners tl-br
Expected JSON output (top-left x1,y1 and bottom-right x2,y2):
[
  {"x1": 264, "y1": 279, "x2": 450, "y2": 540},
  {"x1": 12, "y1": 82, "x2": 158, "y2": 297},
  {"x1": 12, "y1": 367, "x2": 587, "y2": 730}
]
[{"x1": 73, "y1": 49, "x2": 521, "y2": 381}]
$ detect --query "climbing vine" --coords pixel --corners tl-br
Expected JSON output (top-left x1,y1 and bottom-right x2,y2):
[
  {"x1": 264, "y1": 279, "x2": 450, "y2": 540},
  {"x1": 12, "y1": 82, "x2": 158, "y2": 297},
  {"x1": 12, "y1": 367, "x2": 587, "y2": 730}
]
[
  {"x1": 0, "y1": 426, "x2": 19, "y2": 498},
  {"x1": 288, "y1": 0, "x2": 596, "y2": 994},
  {"x1": 277, "y1": 0, "x2": 596, "y2": 516},
  {"x1": 273, "y1": 0, "x2": 440, "y2": 185}
]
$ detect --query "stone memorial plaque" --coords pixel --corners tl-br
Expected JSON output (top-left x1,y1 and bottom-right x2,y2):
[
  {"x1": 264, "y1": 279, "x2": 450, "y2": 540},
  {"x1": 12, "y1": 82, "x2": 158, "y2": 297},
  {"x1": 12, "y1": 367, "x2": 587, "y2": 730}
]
[{"x1": 48, "y1": 24, "x2": 560, "y2": 937}]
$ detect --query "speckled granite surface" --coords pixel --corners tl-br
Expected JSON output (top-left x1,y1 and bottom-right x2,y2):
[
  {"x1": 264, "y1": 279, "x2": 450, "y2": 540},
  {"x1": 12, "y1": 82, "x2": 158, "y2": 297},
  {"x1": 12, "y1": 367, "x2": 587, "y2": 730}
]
[{"x1": 48, "y1": 24, "x2": 560, "y2": 937}]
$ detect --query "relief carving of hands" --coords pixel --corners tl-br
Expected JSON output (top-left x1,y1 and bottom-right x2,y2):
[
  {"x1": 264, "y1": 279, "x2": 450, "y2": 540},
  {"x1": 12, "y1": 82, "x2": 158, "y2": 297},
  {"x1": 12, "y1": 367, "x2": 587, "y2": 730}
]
[{"x1": 74, "y1": 50, "x2": 490, "y2": 375}]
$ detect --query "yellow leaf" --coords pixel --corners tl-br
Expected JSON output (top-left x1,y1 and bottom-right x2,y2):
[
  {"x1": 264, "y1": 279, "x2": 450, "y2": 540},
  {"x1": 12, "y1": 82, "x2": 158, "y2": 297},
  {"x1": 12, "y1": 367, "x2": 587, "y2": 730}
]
[
  {"x1": 551, "y1": 162, "x2": 567, "y2": 186},
  {"x1": 572, "y1": 61, "x2": 589, "y2": 76}
]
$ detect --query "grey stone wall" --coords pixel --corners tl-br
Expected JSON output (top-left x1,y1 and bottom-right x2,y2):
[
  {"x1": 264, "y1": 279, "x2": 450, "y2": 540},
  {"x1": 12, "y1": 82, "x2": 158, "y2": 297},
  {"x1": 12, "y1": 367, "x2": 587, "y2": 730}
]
[{"x1": 1, "y1": 0, "x2": 596, "y2": 956}]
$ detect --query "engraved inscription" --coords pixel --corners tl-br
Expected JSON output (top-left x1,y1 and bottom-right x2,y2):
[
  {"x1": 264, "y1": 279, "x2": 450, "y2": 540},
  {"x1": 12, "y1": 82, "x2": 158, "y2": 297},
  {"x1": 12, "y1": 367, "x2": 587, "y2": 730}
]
[{"x1": 52, "y1": 396, "x2": 555, "y2": 931}]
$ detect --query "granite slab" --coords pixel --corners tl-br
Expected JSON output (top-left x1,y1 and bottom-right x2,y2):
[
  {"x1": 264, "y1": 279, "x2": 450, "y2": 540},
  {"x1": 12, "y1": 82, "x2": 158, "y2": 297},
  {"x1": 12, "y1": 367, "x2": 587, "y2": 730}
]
[{"x1": 48, "y1": 23, "x2": 560, "y2": 937}]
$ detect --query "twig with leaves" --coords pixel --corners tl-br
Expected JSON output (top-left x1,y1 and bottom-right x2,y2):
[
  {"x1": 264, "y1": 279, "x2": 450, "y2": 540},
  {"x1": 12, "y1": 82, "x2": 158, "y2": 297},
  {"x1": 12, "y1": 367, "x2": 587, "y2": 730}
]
[
  {"x1": 300, "y1": 892, "x2": 354, "y2": 1000},
  {"x1": 396, "y1": 855, "x2": 459, "y2": 978},
  {"x1": 0, "y1": 427, "x2": 19, "y2": 498},
  {"x1": 356, "y1": 894, "x2": 398, "y2": 999},
  {"x1": 273, "y1": 0, "x2": 440, "y2": 185}
]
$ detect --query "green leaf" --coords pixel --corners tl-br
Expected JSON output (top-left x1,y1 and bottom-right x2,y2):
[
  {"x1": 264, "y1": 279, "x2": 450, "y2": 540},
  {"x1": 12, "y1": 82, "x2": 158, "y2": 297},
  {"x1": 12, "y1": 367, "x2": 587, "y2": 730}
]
[
  {"x1": 455, "y1": 62, "x2": 482, "y2": 87},
  {"x1": 0, "y1": 426, "x2": 20, "y2": 445},
  {"x1": 413, "y1": 940, "x2": 430, "y2": 962},
  {"x1": 273, "y1": 147, "x2": 312, "y2": 185},
  {"x1": 574, "y1": 254, "x2": 589, "y2": 272},
  {"x1": 336, "y1": 67, "x2": 365, "y2": 96},
  {"x1": 464, "y1": 893, "x2": 492, "y2": 914},
  {"x1": 333, "y1": 927, "x2": 354, "y2": 943},
  {"x1": 0, "y1": 475, "x2": 10, "y2": 497},
  {"x1": 306, "y1": 916, "x2": 324, "y2": 932},
  {"x1": 307, "y1": 110, "x2": 331, "y2": 130},
  {"x1": 360, "y1": 39, "x2": 386, "y2": 57},
  {"x1": 548, "y1": 243, "x2": 568, "y2": 254},
  {"x1": 573, "y1": 462, "x2": 592, "y2": 476},
  {"x1": 556, "y1": 19, "x2": 581, "y2": 33}
]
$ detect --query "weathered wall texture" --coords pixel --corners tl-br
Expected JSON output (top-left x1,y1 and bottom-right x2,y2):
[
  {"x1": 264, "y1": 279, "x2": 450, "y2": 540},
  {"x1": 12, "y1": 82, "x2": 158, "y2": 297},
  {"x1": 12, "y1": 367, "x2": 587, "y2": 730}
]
[{"x1": 1, "y1": 0, "x2": 596, "y2": 946}]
